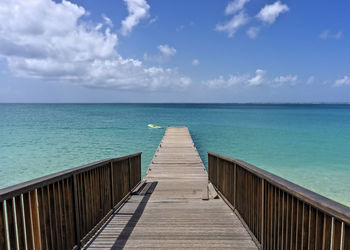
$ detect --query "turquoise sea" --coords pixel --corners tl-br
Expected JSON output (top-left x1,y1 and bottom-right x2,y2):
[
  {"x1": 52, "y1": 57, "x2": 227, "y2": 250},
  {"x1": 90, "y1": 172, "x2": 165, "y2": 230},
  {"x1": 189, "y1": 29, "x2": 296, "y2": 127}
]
[{"x1": 0, "y1": 104, "x2": 349, "y2": 206}]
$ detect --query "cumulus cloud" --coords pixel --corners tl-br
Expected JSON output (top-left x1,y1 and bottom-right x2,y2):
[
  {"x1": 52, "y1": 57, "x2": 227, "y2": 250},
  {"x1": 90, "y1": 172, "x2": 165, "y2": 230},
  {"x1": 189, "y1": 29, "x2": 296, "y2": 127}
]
[
  {"x1": 0, "y1": 0, "x2": 190, "y2": 90},
  {"x1": 120, "y1": 0, "x2": 150, "y2": 36},
  {"x1": 192, "y1": 59, "x2": 200, "y2": 66},
  {"x1": 203, "y1": 70, "x2": 266, "y2": 88},
  {"x1": 216, "y1": 11, "x2": 249, "y2": 37},
  {"x1": 273, "y1": 75, "x2": 298, "y2": 86},
  {"x1": 257, "y1": 1, "x2": 289, "y2": 25},
  {"x1": 158, "y1": 45, "x2": 176, "y2": 57},
  {"x1": 320, "y1": 30, "x2": 343, "y2": 40},
  {"x1": 144, "y1": 44, "x2": 177, "y2": 63},
  {"x1": 248, "y1": 69, "x2": 267, "y2": 86},
  {"x1": 203, "y1": 74, "x2": 249, "y2": 88},
  {"x1": 334, "y1": 76, "x2": 350, "y2": 87},
  {"x1": 204, "y1": 69, "x2": 300, "y2": 88},
  {"x1": 225, "y1": 0, "x2": 250, "y2": 15},
  {"x1": 246, "y1": 26, "x2": 260, "y2": 39},
  {"x1": 218, "y1": 0, "x2": 289, "y2": 39}
]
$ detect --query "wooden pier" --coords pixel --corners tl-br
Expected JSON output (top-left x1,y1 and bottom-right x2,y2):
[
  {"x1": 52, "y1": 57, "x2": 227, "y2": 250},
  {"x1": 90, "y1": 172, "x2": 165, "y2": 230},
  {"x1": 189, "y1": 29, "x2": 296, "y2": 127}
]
[
  {"x1": 83, "y1": 127, "x2": 257, "y2": 249},
  {"x1": 1, "y1": 126, "x2": 349, "y2": 249}
]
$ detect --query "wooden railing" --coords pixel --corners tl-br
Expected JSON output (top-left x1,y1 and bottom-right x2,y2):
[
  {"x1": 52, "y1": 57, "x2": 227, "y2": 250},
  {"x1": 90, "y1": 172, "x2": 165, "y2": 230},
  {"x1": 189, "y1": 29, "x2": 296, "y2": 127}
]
[
  {"x1": 208, "y1": 152, "x2": 350, "y2": 250},
  {"x1": 0, "y1": 153, "x2": 141, "y2": 250}
]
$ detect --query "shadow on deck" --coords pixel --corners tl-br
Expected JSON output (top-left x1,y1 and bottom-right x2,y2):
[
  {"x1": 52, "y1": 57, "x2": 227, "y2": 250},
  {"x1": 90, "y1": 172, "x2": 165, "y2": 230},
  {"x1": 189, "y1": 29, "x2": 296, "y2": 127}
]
[{"x1": 83, "y1": 182, "x2": 158, "y2": 249}]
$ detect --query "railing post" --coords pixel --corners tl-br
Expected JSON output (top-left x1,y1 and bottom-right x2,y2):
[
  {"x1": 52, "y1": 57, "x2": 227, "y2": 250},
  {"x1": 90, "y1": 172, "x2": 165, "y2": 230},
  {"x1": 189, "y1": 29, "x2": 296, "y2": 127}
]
[
  {"x1": 72, "y1": 174, "x2": 80, "y2": 248},
  {"x1": 261, "y1": 178, "x2": 265, "y2": 248},
  {"x1": 110, "y1": 161, "x2": 114, "y2": 208},
  {"x1": 128, "y1": 157, "x2": 132, "y2": 192},
  {"x1": 208, "y1": 154, "x2": 210, "y2": 183},
  {"x1": 234, "y1": 163, "x2": 237, "y2": 209},
  {"x1": 30, "y1": 190, "x2": 42, "y2": 250},
  {"x1": 0, "y1": 202, "x2": 5, "y2": 250}
]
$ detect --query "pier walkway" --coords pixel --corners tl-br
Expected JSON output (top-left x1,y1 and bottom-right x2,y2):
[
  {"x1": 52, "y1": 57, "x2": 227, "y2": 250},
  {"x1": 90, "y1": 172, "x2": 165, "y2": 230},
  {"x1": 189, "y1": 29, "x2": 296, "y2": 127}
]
[
  {"x1": 2, "y1": 127, "x2": 349, "y2": 249},
  {"x1": 83, "y1": 127, "x2": 257, "y2": 249}
]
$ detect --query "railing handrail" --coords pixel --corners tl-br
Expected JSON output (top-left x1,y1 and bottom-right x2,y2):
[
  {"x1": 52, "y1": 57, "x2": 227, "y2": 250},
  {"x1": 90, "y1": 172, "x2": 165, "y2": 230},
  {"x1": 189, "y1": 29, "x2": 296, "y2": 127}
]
[
  {"x1": 208, "y1": 151, "x2": 350, "y2": 224},
  {"x1": 0, "y1": 152, "x2": 142, "y2": 201}
]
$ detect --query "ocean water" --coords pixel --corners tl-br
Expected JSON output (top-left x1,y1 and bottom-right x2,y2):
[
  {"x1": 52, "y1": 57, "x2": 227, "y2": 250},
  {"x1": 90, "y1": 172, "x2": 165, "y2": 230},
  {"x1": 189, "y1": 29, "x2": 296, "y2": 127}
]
[{"x1": 0, "y1": 104, "x2": 349, "y2": 206}]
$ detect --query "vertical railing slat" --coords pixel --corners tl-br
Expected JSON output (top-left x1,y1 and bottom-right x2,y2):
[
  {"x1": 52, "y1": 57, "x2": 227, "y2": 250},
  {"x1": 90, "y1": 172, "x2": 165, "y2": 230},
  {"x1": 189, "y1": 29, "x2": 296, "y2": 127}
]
[
  {"x1": 72, "y1": 174, "x2": 81, "y2": 248},
  {"x1": 6, "y1": 198, "x2": 17, "y2": 249},
  {"x1": 63, "y1": 178, "x2": 74, "y2": 249},
  {"x1": 323, "y1": 214, "x2": 332, "y2": 249},
  {"x1": 15, "y1": 195, "x2": 26, "y2": 249},
  {"x1": 53, "y1": 183, "x2": 63, "y2": 250},
  {"x1": 0, "y1": 201, "x2": 6, "y2": 250},
  {"x1": 308, "y1": 206, "x2": 316, "y2": 249},
  {"x1": 30, "y1": 190, "x2": 42, "y2": 250},
  {"x1": 333, "y1": 218, "x2": 342, "y2": 250},
  {"x1": 344, "y1": 224, "x2": 350, "y2": 250},
  {"x1": 37, "y1": 188, "x2": 48, "y2": 250},
  {"x1": 110, "y1": 161, "x2": 115, "y2": 208},
  {"x1": 261, "y1": 178, "x2": 264, "y2": 248},
  {"x1": 23, "y1": 192, "x2": 34, "y2": 249}
]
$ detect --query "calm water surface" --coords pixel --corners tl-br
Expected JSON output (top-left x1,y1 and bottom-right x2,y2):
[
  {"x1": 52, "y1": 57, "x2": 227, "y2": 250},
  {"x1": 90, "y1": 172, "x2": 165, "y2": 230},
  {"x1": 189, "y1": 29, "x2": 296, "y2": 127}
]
[{"x1": 0, "y1": 104, "x2": 349, "y2": 205}]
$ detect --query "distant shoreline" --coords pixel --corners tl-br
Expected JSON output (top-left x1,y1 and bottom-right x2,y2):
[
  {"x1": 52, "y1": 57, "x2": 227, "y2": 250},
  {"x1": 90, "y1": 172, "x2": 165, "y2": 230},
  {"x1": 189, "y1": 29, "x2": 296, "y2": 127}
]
[{"x1": 1, "y1": 102, "x2": 350, "y2": 105}]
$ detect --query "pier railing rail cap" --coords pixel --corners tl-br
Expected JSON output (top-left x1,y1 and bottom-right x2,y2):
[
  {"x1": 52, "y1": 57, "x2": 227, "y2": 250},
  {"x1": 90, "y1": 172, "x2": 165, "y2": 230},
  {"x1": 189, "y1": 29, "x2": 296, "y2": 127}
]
[
  {"x1": 208, "y1": 151, "x2": 350, "y2": 224},
  {"x1": 0, "y1": 152, "x2": 142, "y2": 202}
]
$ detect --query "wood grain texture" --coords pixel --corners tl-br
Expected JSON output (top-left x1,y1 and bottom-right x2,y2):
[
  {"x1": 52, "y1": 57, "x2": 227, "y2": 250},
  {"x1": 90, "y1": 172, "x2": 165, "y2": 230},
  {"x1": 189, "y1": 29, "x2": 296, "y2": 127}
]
[
  {"x1": 0, "y1": 154, "x2": 141, "y2": 250},
  {"x1": 208, "y1": 152, "x2": 350, "y2": 250},
  {"x1": 83, "y1": 127, "x2": 257, "y2": 249}
]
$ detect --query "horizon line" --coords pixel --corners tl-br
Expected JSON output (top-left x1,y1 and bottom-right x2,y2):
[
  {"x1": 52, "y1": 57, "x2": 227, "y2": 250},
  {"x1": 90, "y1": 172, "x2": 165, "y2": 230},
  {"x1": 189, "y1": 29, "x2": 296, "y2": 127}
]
[{"x1": 0, "y1": 102, "x2": 350, "y2": 105}]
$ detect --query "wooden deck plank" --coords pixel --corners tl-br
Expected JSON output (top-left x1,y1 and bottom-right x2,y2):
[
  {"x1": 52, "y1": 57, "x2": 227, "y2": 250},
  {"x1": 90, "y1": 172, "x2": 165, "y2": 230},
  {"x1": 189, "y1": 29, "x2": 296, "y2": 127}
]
[{"x1": 83, "y1": 127, "x2": 257, "y2": 249}]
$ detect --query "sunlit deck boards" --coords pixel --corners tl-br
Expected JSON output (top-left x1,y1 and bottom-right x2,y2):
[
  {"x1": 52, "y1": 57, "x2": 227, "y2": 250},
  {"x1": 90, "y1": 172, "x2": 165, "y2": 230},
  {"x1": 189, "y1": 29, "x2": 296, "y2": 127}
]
[{"x1": 83, "y1": 127, "x2": 257, "y2": 249}]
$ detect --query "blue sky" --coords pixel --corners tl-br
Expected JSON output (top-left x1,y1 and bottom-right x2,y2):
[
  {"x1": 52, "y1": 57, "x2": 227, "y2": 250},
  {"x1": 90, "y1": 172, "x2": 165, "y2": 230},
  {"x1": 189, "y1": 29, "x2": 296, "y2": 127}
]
[{"x1": 0, "y1": 0, "x2": 349, "y2": 102}]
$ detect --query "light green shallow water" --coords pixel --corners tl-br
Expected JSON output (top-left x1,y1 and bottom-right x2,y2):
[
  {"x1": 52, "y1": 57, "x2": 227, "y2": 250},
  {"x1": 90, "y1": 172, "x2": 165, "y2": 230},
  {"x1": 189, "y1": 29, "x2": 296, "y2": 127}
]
[{"x1": 0, "y1": 104, "x2": 349, "y2": 206}]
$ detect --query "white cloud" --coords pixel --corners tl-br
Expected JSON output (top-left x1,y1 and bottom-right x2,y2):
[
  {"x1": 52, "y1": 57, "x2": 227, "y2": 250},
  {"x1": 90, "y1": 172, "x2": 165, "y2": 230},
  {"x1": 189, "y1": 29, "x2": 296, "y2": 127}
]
[
  {"x1": 320, "y1": 30, "x2": 343, "y2": 40},
  {"x1": 203, "y1": 74, "x2": 249, "y2": 88},
  {"x1": 192, "y1": 59, "x2": 200, "y2": 66},
  {"x1": 225, "y1": 0, "x2": 250, "y2": 15},
  {"x1": 203, "y1": 69, "x2": 266, "y2": 88},
  {"x1": 257, "y1": 1, "x2": 289, "y2": 25},
  {"x1": 273, "y1": 75, "x2": 298, "y2": 85},
  {"x1": 144, "y1": 44, "x2": 177, "y2": 63},
  {"x1": 246, "y1": 26, "x2": 260, "y2": 39},
  {"x1": 248, "y1": 69, "x2": 267, "y2": 86},
  {"x1": 0, "y1": 0, "x2": 190, "y2": 90},
  {"x1": 306, "y1": 76, "x2": 315, "y2": 85},
  {"x1": 334, "y1": 76, "x2": 350, "y2": 87},
  {"x1": 120, "y1": 0, "x2": 150, "y2": 36},
  {"x1": 216, "y1": 11, "x2": 249, "y2": 37},
  {"x1": 203, "y1": 70, "x2": 302, "y2": 88},
  {"x1": 158, "y1": 45, "x2": 176, "y2": 57},
  {"x1": 102, "y1": 14, "x2": 113, "y2": 27}
]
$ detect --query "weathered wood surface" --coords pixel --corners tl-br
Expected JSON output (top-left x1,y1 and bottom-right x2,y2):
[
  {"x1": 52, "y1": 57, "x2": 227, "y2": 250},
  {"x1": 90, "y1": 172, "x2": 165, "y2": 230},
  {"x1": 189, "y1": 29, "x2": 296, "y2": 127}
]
[
  {"x1": 84, "y1": 127, "x2": 257, "y2": 249},
  {"x1": 0, "y1": 153, "x2": 141, "y2": 250},
  {"x1": 208, "y1": 152, "x2": 350, "y2": 250}
]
